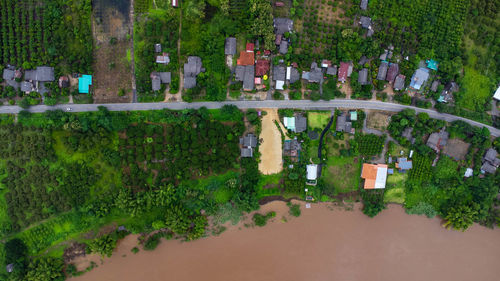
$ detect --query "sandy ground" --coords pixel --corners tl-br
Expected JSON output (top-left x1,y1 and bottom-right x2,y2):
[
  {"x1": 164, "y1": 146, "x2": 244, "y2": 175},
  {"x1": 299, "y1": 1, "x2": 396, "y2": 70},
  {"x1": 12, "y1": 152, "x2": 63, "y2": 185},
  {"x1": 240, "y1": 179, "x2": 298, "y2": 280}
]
[
  {"x1": 366, "y1": 111, "x2": 392, "y2": 130},
  {"x1": 338, "y1": 82, "x2": 353, "y2": 98},
  {"x1": 76, "y1": 202, "x2": 500, "y2": 281},
  {"x1": 258, "y1": 109, "x2": 283, "y2": 175}
]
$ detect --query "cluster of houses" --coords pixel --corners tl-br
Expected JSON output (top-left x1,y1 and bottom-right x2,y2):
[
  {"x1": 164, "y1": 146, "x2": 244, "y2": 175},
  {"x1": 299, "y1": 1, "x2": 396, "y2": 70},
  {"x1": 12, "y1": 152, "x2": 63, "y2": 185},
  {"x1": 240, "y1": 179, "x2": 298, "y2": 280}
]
[
  {"x1": 362, "y1": 155, "x2": 413, "y2": 189},
  {"x1": 240, "y1": 133, "x2": 258, "y2": 158},
  {"x1": 2, "y1": 66, "x2": 55, "y2": 94},
  {"x1": 150, "y1": 44, "x2": 172, "y2": 91},
  {"x1": 336, "y1": 110, "x2": 357, "y2": 134},
  {"x1": 481, "y1": 148, "x2": 500, "y2": 174}
]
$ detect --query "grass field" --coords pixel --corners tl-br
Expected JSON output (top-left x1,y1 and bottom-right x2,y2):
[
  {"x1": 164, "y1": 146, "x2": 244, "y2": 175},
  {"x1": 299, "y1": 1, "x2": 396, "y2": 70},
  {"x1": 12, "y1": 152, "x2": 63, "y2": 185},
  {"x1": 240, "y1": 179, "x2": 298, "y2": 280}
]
[
  {"x1": 307, "y1": 112, "x2": 331, "y2": 130},
  {"x1": 457, "y1": 66, "x2": 492, "y2": 111},
  {"x1": 384, "y1": 172, "x2": 407, "y2": 204},
  {"x1": 256, "y1": 173, "x2": 282, "y2": 198},
  {"x1": 323, "y1": 155, "x2": 361, "y2": 194}
]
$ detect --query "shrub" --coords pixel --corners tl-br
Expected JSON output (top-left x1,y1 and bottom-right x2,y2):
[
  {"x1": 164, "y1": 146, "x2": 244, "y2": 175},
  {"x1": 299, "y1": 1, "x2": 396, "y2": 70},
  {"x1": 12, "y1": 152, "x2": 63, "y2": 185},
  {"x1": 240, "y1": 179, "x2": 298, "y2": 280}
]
[
  {"x1": 144, "y1": 232, "x2": 165, "y2": 251},
  {"x1": 131, "y1": 247, "x2": 139, "y2": 254},
  {"x1": 288, "y1": 203, "x2": 301, "y2": 217},
  {"x1": 253, "y1": 211, "x2": 276, "y2": 227},
  {"x1": 406, "y1": 202, "x2": 437, "y2": 218}
]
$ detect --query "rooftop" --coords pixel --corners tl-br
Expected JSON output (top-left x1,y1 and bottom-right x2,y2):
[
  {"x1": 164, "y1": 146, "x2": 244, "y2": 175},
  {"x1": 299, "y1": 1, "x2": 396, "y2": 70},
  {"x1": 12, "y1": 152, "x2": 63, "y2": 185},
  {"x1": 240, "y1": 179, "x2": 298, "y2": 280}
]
[
  {"x1": 225, "y1": 37, "x2": 237, "y2": 55},
  {"x1": 394, "y1": 74, "x2": 405, "y2": 90},
  {"x1": 409, "y1": 67, "x2": 430, "y2": 90},
  {"x1": 273, "y1": 65, "x2": 286, "y2": 81},
  {"x1": 274, "y1": 18, "x2": 294, "y2": 35},
  {"x1": 361, "y1": 163, "x2": 388, "y2": 189},
  {"x1": 426, "y1": 130, "x2": 449, "y2": 152},
  {"x1": 255, "y1": 59, "x2": 270, "y2": 76},
  {"x1": 237, "y1": 50, "x2": 254, "y2": 66},
  {"x1": 358, "y1": 68, "x2": 369, "y2": 85},
  {"x1": 377, "y1": 61, "x2": 388, "y2": 80},
  {"x1": 386, "y1": 63, "x2": 399, "y2": 82},
  {"x1": 78, "y1": 74, "x2": 92, "y2": 94}
]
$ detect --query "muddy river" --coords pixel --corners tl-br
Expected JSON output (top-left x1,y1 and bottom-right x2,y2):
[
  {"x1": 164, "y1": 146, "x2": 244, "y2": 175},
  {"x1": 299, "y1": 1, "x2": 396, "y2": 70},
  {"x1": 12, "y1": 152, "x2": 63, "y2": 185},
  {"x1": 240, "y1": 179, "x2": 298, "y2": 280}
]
[{"x1": 75, "y1": 202, "x2": 500, "y2": 281}]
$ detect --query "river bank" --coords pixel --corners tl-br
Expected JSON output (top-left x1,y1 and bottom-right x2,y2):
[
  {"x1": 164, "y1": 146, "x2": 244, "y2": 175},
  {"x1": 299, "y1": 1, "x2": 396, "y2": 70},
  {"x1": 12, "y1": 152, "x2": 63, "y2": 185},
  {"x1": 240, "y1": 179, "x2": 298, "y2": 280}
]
[{"x1": 74, "y1": 201, "x2": 500, "y2": 281}]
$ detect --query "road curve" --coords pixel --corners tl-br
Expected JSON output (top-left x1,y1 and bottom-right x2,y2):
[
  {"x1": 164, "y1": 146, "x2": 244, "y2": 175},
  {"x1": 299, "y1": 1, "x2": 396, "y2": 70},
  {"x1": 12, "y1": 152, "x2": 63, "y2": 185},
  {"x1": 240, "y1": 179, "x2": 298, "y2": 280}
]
[{"x1": 0, "y1": 100, "x2": 498, "y2": 137}]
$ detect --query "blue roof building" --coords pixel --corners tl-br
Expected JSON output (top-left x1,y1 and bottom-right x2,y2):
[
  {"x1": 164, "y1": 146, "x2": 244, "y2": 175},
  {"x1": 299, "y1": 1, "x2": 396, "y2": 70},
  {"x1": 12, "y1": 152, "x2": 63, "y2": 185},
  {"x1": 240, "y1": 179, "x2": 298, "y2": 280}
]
[
  {"x1": 78, "y1": 75, "x2": 92, "y2": 94},
  {"x1": 396, "y1": 157, "x2": 413, "y2": 171},
  {"x1": 426, "y1": 59, "x2": 438, "y2": 71},
  {"x1": 409, "y1": 68, "x2": 429, "y2": 90}
]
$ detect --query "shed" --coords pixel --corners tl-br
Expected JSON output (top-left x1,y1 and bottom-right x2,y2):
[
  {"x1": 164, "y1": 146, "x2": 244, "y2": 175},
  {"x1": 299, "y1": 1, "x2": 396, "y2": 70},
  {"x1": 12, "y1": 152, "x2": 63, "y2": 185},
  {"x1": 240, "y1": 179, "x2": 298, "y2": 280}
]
[
  {"x1": 78, "y1": 75, "x2": 92, "y2": 94},
  {"x1": 225, "y1": 37, "x2": 237, "y2": 55},
  {"x1": 156, "y1": 53, "x2": 170, "y2": 64},
  {"x1": 155, "y1": 43, "x2": 162, "y2": 53},
  {"x1": 393, "y1": 74, "x2": 405, "y2": 91}
]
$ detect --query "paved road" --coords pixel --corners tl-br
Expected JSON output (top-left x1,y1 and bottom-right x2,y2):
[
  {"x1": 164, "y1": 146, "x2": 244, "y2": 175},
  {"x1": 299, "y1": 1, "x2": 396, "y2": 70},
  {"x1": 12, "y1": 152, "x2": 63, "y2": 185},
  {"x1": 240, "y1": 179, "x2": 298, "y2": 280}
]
[{"x1": 1, "y1": 99, "x2": 499, "y2": 137}]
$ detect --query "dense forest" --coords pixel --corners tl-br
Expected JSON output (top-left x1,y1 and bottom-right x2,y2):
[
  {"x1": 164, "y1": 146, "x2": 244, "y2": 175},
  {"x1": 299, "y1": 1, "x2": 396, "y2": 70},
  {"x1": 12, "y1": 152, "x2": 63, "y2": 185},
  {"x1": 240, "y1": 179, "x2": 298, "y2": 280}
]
[{"x1": 0, "y1": 0, "x2": 93, "y2": 73}]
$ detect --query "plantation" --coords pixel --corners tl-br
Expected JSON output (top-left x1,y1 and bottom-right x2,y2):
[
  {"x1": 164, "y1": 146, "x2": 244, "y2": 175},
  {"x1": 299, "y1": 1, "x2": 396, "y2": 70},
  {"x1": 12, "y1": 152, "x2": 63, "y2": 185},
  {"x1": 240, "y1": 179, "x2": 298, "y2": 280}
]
[{"x1": 356, "y1": 134, "x2": 385, "y2": 156}]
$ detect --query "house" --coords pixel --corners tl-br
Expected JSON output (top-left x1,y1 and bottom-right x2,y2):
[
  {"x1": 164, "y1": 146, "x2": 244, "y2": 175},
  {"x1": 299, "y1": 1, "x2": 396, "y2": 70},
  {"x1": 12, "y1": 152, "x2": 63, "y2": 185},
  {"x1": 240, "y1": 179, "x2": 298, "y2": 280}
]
[
  {"x1": 255, "y1": 59, "x2": 270, "y2": 76},
  {"x1": 156, "y1": 53, "x2": 170, "y2": 64},
  {"x1": 494, "y1": 85, "x2": 500, "y2": 101},
  {"x1": 464, "y1": 168, "x2": 473, "y2": 178},
  {"x1": 235, "y1": 65, "x2": 255, "y2": 91},
  {"x1": 237, "y1": 49, "x2": 254, "y2": 66},
  {"x1": 358, "y1": 68, "x2": 369, "y2": 85},
  {"x1": 359, "y1": 16, "x2": 371, "y2": 29},
  {"x1": 240, "y1": 133, "x2": 258, "y2": 158},
  {"x1": 78, "y1": 74, "x2": 92, "y2": 94},
  {"x1": 386, "y1": 63, "x2": 399, "y2": 82},
  {"x1": 377, "y1": 61, "x2": 388, "y2": 80},
  {"x1": 20, "y1": 81, "x2": 33, "y2": 92},
  {"x1": 295, "y1": 115, "x2": 307, "y2": 133},
  {"x1": 306, "y1": 164, "x2": 318, "y2": 185},
  {"x1": 430, "y1": 80, "x2": 440, "y2": 92},
  {"x1": 284, "y1": 116, "x2": 296, "y2": 131},
  {"x1": 225, "y1": 37, "x2": 237, "y2": 55},
  {"x1": 289, "y1": 67, "x2": 300, "y2": 84},
  {"x1": 409, "y1": 67, "x2": 430, "y2": 90},
  {"x1": 2, "y1": 68, "x2": 14, "y2": 80},
  {"x1": 284, "y1": 139, "x2": 301, "y2": 158},
  {"x1": 393, "y1": 74, "x2": 405, "y2": 91},
  {"x1": 24, "y1": 66, "x2": 55, "y2": 82},
  {"x1": 151, "y1": 73, "x2": 161, "y2": 91},
  {"x1": 279, "y1": 40, "x2": 288, "y2": 54},
  {"x1": 274, "y1": 18, "x2": 294, "y2": 35},
  {"x1": 306, "y1": 62, "x2": 323, "y2": 83},
  {"x1": 481, "y1": 148, "x2": 499, "y2": 174},
  {"x1": 338, "y1": 62, "x2": 352, "y2": 83},
  {"x1": 159, "y1": 72, "x2": 171, "y2": 84},
  {"x1": 275, "y1": 34, "x2": 282, "y2": 45},
  {"x1": 361, "y1": 163, "x2": 388, "y2": 189},
  {"x1": 155, "y1": 43, "x2": 162, "y2": 53},
  {"x1": 172, "y1": 0, "x2": 178, "y2": 7},
  {"x1": 396, "y1": 157, "x2": 413, "y2": 172},
  {"x1": 360, "y1": 0, "x2": 368, "y2": 10},
  {"x1": 58, "y1": 76, "x2": 69, "y2": 88},
  {"x1": 336, "y1": 112, "x2": 353, "y2": 133},
  {"x1": 426, "y1": 130, "x2": 449, "y2": 152},
  {"x1": 326, "y1": 66, "x2": 337, "y2": 76},
  {"x1": 184, "y1": 56, "x2": 203, "y2": 89},
  {"x1": 273, "y1": 65, "x2": 286, "y2": 90}
]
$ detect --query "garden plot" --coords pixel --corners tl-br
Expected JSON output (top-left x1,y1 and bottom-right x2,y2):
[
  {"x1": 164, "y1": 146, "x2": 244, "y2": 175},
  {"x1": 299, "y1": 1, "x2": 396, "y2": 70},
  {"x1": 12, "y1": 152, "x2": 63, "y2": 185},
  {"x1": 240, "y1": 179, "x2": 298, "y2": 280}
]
[
  {"x1": 366, "y1": 111, "x2": 392, "y2": 131},
  {"x1": 92, "y1": 0, "x2": 133, "y2": 103}
]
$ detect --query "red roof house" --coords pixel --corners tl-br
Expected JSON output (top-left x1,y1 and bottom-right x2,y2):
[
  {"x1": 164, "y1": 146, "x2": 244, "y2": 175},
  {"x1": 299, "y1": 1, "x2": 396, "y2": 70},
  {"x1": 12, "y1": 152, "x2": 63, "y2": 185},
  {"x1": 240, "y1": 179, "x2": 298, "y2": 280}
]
[
  {"x1": 338, "y1": 62, "x2": 350, "y2": 83},
  {"x1": 255, "y1": 60, "x2": 270, "y2": 76},
  {"x1": 237, "y1": 51, "x2": 255, "y2": 66}
]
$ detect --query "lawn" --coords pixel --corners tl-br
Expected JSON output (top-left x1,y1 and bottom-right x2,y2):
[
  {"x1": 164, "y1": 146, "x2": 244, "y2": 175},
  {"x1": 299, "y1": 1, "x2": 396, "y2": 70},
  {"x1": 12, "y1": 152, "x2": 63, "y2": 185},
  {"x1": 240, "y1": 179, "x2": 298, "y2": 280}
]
[
  {"x1": 307, "y1": 111, "x2": 331, "y2": 130},
  {"x1": 384, "y1": 172, "x2": 407, "y2": 204},
  {"x1": 256, "y1": 173, "x2": 282, "y2": 198}
]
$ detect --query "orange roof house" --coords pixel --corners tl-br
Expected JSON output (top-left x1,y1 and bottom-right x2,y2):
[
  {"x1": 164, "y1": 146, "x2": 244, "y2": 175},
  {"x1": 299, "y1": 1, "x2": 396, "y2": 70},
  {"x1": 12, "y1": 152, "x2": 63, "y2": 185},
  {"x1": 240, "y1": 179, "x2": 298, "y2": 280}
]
[
  {"x1": 237, "y1": 51, "x2": 255, "y2": 66},
  {"x1": 361, "y1": 164, "x2": 388, "y2": 189}
]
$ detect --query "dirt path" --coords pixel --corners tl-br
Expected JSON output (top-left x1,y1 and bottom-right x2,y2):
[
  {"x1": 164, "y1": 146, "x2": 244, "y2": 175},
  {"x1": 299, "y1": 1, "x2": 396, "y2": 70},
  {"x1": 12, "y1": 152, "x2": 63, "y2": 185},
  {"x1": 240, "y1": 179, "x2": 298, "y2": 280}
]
[
  {"x1": 258, "y1": 109, "x2": 283, "y2": 175},
  {"x1": 130, "y1": 0, "x2": 137, "y2": 103},
  {"x1": 76, "y1": 202, "x2": 500, "y2": 281}
]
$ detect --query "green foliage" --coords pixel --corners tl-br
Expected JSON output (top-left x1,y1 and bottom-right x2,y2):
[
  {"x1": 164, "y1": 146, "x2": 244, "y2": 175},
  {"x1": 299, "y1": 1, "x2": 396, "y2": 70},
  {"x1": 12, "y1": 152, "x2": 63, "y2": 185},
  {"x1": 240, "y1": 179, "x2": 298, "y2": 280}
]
[
  {"x1": 356, "y1": 134, "x2": 385, "y2": 156},
  {"x1": 443, "y1": 204, "x2": 478, "y2": 231},
  {"x1": 361, "y1": 190, "x2": 386, "y2": 218},
  {"x1": 131, "y1": 247, "x2": 139, "y2": 254},
  {"x1": 288, "y1": 203, "x2": 301, "y2": 217},
  {"x1": 409, "y1": 155, "x2": 432, "y2": 182},
  {"x1": 24, "y1": 257, "x2": 64, "y2": 281},
  {"x1": 88, "y1": 234, "x2": 117, "y2": 257},
  {"x1": 253, "y1": 211, "x2": 276, "y2": 227},
  {"x1": 406, "y1": 202, "x2": 437, "y2": 218},
  {"x1": 144, "y1": 232, "x2": 165, "y2": 251}
]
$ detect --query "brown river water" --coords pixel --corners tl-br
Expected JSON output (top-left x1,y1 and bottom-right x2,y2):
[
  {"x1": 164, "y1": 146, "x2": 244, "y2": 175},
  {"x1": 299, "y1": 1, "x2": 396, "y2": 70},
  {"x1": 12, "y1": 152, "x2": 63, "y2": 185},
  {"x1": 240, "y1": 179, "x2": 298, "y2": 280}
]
[{"x1": 75, "y1": 201, "x2": 500, "y2": 281}]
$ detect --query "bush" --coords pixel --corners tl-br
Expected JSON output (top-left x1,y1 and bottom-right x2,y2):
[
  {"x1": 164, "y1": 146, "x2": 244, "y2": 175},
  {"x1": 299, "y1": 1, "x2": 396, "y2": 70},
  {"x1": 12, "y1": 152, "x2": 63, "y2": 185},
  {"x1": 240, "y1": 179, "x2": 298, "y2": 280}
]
[
  {"x1": 406, "y1": 202, "x2": 437, "y2": 218},
  {"x1": 273, "y1": 91, "x2": 284, "y2": 100},
  {"x1": 310, "y1": 91, "x2": 321, "y2": 101},
  {"x1": 144, "y1": 232, "x2": 165, "y2": 251},
  {"x1": 253, "y1": 211, "x2": 276, "y2": 227},
  {"x1": 288, "y1": 203, "x2": 301, "y2": 217},
  {"x1": 131, "y1": 247, "x2": 139, "y2": 254},
  {"x1": 361, "y1": 190, "x2": 385, "y2": 217}
]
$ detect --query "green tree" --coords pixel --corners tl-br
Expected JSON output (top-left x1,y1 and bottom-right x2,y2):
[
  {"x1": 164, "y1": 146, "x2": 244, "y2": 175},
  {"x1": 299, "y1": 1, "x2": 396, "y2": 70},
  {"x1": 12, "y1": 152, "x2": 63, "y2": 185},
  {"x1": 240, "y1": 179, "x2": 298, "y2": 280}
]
[
  {"x1": 89, "y1": 234, "x2": 117, "y2": 257},
  {"x1": 25, "y1": 257, "x2": 64, "y2": 281},
  {"x1": 443, "y1": 204, "x2": 478, "y2": 231}
]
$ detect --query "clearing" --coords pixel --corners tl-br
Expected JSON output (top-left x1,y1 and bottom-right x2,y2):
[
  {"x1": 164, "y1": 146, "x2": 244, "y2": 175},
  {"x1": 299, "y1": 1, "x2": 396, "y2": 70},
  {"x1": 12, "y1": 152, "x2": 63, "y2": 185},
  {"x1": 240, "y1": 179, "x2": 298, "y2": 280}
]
[
  {"x1": 92, "y1": 0, "x2": 133, "y2": 103},
  {"x1": 258, "y1": 109, "x2": 283, "y2": 175},
  {"x1": 366, "y1": 111, "x2": 392, "y2": 131},
  {"x1": 384, "y1": 172, "x2": 407, "y2": 204},
  {"x1": 322, "y1": 137, "x2": 361, "y2": 195},
  {"x1": 442, "y1": 138, "x2": 470, "y2": 161}
]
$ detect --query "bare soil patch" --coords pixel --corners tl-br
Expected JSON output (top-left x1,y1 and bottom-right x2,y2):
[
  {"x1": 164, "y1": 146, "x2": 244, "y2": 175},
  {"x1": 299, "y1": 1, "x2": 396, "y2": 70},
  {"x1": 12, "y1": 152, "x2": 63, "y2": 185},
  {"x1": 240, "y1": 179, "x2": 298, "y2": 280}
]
[
  {"x1": 366, "y1": 111, "x2": 392, "y2": 130},
  {"x1": 338, "y1": 82, "x2": 352, "y2": 99},
  {"x1": 443, "y1": 138, "x2": 471, "y2": 161},
  {"x1": 258, "y1": 109, "x2": 283, "y2": 175},
  {"x1": 92, "y1": 1, "x2": 132, "y2": 103}
]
